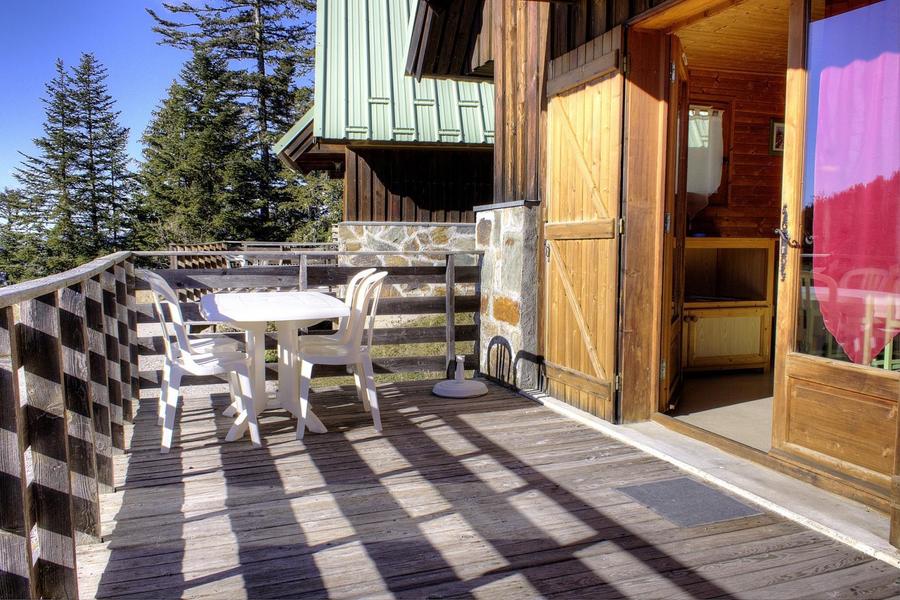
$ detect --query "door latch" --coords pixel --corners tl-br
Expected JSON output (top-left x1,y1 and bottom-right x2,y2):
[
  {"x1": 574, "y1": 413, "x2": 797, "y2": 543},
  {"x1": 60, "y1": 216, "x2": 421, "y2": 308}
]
[{"x1": 774, "y1": 206, "x2": 801, "y2": 282}]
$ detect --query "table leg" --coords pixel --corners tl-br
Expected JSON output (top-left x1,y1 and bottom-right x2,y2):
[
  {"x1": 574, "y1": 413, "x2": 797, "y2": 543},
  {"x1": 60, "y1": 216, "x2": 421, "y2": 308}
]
[
  {"x1": 226, "y1": 324, "x2": 267, "y2": 442},
  {"x1": 276, "y1": 321, "x2": 327, "y2": 434}
]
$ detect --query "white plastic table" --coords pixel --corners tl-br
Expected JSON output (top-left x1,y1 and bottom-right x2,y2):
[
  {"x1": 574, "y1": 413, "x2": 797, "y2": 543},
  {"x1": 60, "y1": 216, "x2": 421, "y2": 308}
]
[{"x1": 199, "y1": 291, "x2": 350, "y2": 441}]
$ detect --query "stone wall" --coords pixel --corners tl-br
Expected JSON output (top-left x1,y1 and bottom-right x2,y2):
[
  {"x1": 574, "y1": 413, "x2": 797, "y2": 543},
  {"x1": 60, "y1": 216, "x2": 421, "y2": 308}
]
[
  {"x1": 475, "y1": 203, "x2": 541, "y2": 389},
  {"x1": 336, "y1": 222, "x2": 475, "y2": 266},
  {"x1": 335, "y1": 221, "x2": 477, "y2": 300}
]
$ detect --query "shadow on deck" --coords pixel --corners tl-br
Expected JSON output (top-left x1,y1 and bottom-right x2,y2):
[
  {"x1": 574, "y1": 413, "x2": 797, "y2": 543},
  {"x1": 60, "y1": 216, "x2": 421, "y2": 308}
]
[{"x1": 77, "y1": 381, "x2": 899, "y2": 599}]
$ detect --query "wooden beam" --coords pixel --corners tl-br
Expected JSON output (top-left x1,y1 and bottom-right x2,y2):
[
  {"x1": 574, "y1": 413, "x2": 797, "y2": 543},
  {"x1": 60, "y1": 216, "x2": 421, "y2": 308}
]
[
  {"x1": 0, "y1": 305, "x2": 34, "y2": 599},
  {"x1": 17, "y1": 293, "x2": 79, "y2": 599},
  {"x1": 547, "y1": 50, "x2": 619, "y2": 98},
  {"x1": 544, "y1": 220, "x2": 616, "y2": 240}
]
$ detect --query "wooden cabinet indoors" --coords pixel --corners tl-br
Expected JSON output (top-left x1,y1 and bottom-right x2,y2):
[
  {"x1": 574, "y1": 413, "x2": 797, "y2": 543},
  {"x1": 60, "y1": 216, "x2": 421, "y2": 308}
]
[{"x1": 682, "y1": 238, "x2": 777, "y2": 372}]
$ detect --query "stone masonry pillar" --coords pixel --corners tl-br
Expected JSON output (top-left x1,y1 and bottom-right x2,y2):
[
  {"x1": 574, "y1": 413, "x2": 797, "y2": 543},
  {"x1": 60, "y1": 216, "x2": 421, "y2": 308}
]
[{"x1": 475, "y1": 202, "x2": 541, "y2": 389}]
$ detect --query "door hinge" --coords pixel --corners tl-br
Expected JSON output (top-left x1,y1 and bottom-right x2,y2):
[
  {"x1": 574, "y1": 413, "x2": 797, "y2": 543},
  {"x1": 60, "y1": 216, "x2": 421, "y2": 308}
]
[
  {"x1": 614, "y1": 374, "x2": 622, "y2": 391},
  {"x1": 622, "y1": 54, "x2": 629, "y2": 76},
  {"x1": 664, "y1": 212, "x2": 672, "y2": 234},
  {"x1": 544, "y1": 240, "x2": 551, "y2": 261},
  {"x1": 659, "y1": 359, "x2": 667, "y2": 381},
  {"x1": 670, "y1": 62, "x2": 677, "y2": 83},
  {"x1": 617, "y1": 217, "x2": 625, "y2": 237}
]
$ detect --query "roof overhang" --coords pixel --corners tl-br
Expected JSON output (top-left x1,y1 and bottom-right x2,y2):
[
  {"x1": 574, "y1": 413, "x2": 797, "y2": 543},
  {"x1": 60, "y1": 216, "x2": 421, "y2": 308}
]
[
  {"x1": 406, "y1": 0, "x2": 494, "y2": 81},
  {"x1": 275, "y1": 108, "x2": 345, "y2": 176}
]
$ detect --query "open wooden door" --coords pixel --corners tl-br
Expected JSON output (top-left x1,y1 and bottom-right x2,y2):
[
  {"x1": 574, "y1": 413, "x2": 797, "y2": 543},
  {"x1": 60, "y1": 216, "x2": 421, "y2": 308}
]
[
  {"x1": 771, "y1": 0, "x2": 900, "y2": 517},
  {"x1": 659, "y1": 35, "x2": 690, "y2": 412},
  {"x1": 543, "y1": 28, "x2": 624, "y2": 421}
]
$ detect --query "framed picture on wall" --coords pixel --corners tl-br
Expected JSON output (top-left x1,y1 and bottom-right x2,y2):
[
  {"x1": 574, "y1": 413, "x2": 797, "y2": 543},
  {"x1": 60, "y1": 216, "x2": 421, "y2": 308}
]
[{"x1": 770, "y1": 119, "x2": 785, "y2": 155}]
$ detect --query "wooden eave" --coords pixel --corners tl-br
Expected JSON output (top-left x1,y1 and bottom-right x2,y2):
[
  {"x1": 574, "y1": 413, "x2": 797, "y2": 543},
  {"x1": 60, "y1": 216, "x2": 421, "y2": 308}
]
[
  {"x1": 406, "y1": 0, "x2": 494, "y2": 81},
  {"x1": 276, "y1": 118, "x2": 345, "y2": 176}
]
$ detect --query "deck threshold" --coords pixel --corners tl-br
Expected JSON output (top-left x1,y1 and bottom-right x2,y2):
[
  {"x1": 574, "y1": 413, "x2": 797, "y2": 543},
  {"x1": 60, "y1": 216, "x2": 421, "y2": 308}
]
[{"x1": 522, "y1": 389, "x2": 900, "y2": 569}]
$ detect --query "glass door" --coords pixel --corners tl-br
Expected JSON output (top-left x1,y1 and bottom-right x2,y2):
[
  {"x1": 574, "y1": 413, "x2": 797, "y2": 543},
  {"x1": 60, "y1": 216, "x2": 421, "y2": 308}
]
[{"x1": 772, "y1": 0, "x2": 899, "y2": 524}]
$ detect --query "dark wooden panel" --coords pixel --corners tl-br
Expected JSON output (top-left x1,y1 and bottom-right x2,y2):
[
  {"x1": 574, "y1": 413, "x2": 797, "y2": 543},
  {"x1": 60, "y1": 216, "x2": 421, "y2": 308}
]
[
  {"x1": 493, "y1": 0, "x2": 551, "y2": 204},
  {"x1": 406, "y1": 0, "x2": 493, "y2": 80},
  {"x1": 344, "y1": 147, "x2": 491, "y2": 223}
]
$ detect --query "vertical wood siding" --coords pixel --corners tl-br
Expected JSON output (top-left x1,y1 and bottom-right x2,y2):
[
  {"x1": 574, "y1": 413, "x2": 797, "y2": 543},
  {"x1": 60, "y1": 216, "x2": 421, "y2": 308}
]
[
  {"x1": 689, "y1": 69, "x2": 786, "y2": 237},
  {"x1": 343, "y1": 147, "x2": 492, "y2": 223}
]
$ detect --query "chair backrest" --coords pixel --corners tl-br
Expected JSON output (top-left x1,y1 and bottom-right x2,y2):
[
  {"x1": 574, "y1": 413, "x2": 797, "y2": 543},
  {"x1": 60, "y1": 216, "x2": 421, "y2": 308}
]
[
  {"x1": 331, "y1": 268, "x2": 376, "y2": 342},
  {"x1": 139, "y1": 270, "x2": 194, "y2": 360},
  {"x1": 345, "y1": 271, "x2": 388, "y2": 351}
]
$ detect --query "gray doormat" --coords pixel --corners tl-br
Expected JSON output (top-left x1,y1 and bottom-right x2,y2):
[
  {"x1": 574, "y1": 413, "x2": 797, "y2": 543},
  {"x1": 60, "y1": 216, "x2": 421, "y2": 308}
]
[{"x1": 617, "y1": 477, "x2": 763, "y2": 527}]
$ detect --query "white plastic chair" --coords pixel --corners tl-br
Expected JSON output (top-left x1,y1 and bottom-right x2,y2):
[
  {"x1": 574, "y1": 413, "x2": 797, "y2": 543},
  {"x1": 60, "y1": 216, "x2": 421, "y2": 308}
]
[
  {"x1": 141, "y1": 271, "x2": 257, "y2": 452},
  {"x1": 300, "y1": 267, "x2": 376, "y2": 346},
  {"x1": 294, "y1": 271, "x2": 388, "y2": 440}
]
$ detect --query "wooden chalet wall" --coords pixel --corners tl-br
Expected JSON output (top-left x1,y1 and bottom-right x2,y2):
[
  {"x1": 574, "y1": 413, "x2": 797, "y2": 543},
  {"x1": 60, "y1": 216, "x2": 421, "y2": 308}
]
[
  {"x1": 689, "y1": 69, "x2": 786, "y2": 237},
  {"x1": 490, "y1": 0, "x2": 671, "y2": 204},
  {"x1": 492, "y1": 0, "x2": 550, "y2": 203},
  {"x1": 344, "y1": 147, "x2": 492, "y2": 223}
]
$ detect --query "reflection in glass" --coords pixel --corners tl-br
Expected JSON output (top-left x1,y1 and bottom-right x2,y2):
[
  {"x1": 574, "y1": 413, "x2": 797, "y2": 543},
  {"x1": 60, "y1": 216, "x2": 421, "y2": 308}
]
[{"x1": 797, "y1": 0, "x2": 900, "y2": 369}]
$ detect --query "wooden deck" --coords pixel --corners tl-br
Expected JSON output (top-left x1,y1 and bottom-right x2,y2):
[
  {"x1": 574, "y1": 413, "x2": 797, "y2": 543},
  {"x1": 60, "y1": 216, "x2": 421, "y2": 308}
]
[{"x1": 77, "y1": 381, "x2": 900, "y2": 599}]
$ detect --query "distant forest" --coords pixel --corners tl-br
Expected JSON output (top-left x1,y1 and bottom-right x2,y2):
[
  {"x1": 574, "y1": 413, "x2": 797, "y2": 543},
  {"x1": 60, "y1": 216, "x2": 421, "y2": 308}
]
[{"x1": 0, "y1": 0, "x2": 342, "y2": 284}]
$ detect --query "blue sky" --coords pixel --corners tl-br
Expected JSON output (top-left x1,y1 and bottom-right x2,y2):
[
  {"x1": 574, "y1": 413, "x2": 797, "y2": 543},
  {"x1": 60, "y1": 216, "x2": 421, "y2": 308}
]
[{"x1": 0, "y1": 1, "x2": 192, "y2": 190}]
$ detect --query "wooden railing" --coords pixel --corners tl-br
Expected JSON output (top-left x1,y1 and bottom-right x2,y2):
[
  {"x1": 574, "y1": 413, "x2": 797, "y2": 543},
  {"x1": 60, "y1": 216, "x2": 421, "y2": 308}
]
[
  {"x1": 0, "y1": 252, "x2": 138, "y2": 599},
  {"x1": 0, "y1": 247, "x2": 482, "y2": 598}
]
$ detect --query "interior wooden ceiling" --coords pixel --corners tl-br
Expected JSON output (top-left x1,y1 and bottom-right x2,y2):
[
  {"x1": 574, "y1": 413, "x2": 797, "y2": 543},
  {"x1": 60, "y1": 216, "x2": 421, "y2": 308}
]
[{"x1": 663, "y1": 0, "x2": 789, "y2": 73}]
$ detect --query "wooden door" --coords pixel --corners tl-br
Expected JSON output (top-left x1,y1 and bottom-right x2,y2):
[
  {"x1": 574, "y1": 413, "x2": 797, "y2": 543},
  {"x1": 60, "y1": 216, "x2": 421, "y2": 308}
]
[
  {"x1": 659, "y1": 36, "x2": 690, "y2": 412},
  {"x1": 771, "y1": 0, "x2": 900, "y2": 516},
  {"x1": 543, "y1": 28, "x2": 624, "y2": 421}
]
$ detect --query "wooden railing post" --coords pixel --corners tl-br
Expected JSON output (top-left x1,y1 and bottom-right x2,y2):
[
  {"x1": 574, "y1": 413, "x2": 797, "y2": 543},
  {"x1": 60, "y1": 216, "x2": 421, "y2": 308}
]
[
  {"x1": 123, "y1": 260, "x2": 139, "y2": 422},
  {"x1": 114, "y1": 263, "x2": 133, "y2": 423},
  {"x1": 101, "y1": 268, "x2": 125, "y2": 451},
  {"x1": 299, "y1": 253, "x2": 308, "y2": 291},
  {"x1": 16, "y1": 293, "x2": 80, "y2": 598},
  {"x1": 0, "y1": 305, "x2": 35, "y2": 599},
  {"x1": 57, "y1": 283, "x2": 102, "y2": 544},
  {"x1": 84, "y1": 276, "x2": 114, "y2": 490},
  {"x1": 445, "y1": 254, "x2": 456, "y2": 373}
]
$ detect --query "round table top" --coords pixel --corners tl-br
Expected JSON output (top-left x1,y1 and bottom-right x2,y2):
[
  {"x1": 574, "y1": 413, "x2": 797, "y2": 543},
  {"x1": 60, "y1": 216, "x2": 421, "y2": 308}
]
[{"x1": 199, "y1": 291, "x2": 350, "y2": 324}]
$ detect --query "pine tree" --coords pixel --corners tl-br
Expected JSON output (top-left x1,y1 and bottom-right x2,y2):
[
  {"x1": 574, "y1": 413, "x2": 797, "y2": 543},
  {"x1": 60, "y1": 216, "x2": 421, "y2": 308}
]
[
  {"x1": 70, "y1": 53, "x2": 134, "y2": 254},
  {"x1": 148, "y1": 0, "x2": 315, "y2": 238},
  {"x1": 14, "y1": 59, "x2": 84, "y2": 272},
  {"x1": 0, "y1": 188, "x2": 46, "y2": 283},
  {"x1": 138, "y1": 48, "x2": 256, "y2": 247}
]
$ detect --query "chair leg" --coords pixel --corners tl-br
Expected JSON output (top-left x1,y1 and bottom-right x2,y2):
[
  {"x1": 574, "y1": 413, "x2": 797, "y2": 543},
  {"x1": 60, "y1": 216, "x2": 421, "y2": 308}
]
[
  {"x1": 353, "y1": 362, "x2": 371, "y2": 412},
  {"x1": 361, "y1": 356, "x2": 381, "y2": 433},
  {"x1": 157, "y1": 362, "x2": 171, "y2": 426},
  {"x1": 237, "y1": 367, "x2": 261, "y2": 446},
  {"x1": 296, "y1": 360, "x2": 314, "y2": 440},
  {"x1": 224, "y1": 372, "x2": 241, "y2": 417},
  {"x1": 161, "y1": 368, "x2": 182, "y2": 453}
]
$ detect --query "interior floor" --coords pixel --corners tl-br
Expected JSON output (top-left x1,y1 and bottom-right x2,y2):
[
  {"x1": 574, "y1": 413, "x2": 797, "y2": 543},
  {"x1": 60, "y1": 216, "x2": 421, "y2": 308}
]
[{"x1": 672, "y1": 372, "x2": 774, "y2": 453}]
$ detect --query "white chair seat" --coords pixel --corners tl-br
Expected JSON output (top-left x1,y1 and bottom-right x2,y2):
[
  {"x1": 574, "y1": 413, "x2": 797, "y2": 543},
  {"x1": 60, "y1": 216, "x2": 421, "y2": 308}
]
[{"x1": 190, "y1": 336, "x2": 240, "y2": 353}]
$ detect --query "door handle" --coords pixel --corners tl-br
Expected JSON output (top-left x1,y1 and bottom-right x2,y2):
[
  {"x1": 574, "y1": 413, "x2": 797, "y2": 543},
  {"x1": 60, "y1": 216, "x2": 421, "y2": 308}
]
[{"x1": 775, "y1": 206, "x2": 801, "y2": 282}]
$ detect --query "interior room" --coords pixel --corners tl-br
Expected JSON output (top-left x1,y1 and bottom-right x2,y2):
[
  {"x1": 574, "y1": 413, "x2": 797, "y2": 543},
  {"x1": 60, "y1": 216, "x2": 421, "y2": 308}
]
[{"x1": 662, "y1": 0, "x2": 789, "y2": 452}]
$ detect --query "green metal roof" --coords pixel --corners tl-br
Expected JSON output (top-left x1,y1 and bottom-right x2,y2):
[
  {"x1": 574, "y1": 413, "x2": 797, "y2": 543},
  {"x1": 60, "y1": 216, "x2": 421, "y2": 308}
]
[{"x1": 279, "y1": 0, "x2": 494, "y2": 152}]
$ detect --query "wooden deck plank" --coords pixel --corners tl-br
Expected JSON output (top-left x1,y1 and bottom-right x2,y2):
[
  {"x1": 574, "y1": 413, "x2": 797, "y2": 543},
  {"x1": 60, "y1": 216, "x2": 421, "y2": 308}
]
[{"x1": 77, "y1": 380, "x2": 900, "y2": 599}]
